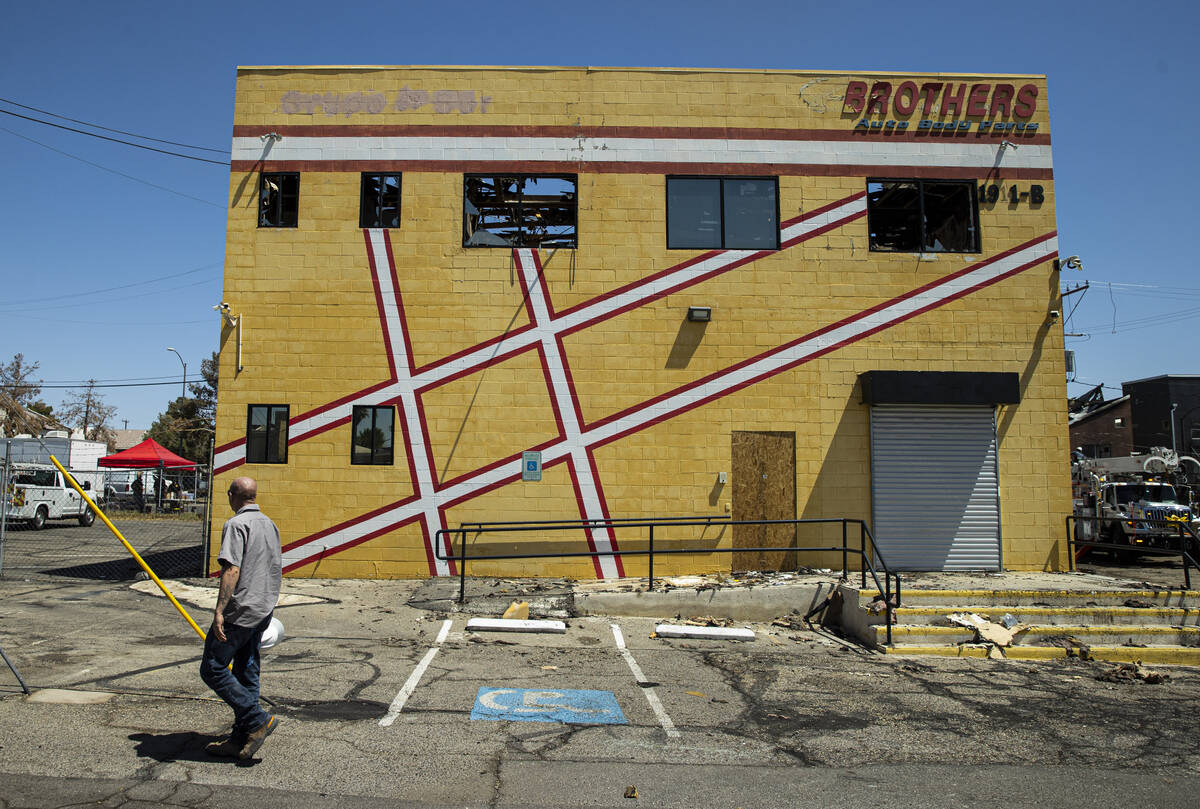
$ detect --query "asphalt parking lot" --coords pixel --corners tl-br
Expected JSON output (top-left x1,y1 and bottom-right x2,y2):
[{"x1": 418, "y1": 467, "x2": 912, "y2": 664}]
[
  {"x1": 0, "y1": 513, "x2": 205, "y2": 579},
  {"x1": 2, "y1": 574, "x2": 1200, "y2": 808}
]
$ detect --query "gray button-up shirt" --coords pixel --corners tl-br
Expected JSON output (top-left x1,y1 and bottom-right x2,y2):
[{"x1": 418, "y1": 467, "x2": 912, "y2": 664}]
[{"x1": 218, "y1": 503, "x2": 282, "y2": 627}]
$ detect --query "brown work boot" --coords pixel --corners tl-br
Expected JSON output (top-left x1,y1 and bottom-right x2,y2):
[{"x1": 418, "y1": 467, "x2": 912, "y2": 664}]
[
  {"x1": 205, "y1": 730, "x2": 247, "y2": 757},
  {"x1": 238, "y1": 715, "x2": 278, "y2": 760}
]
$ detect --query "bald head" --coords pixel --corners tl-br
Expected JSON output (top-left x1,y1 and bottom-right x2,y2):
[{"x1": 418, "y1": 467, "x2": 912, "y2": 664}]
[{"x1": 227, "y1": 477, "x2": 258, "y2": 510}]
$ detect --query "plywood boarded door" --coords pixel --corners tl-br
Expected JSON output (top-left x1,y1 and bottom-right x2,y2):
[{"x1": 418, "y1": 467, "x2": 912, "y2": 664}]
[{"x1": 732, "y1": 431, "x2": 797, "y2": 572}]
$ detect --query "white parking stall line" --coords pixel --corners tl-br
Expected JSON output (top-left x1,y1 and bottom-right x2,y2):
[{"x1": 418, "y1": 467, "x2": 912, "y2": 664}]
[
  {"x1": 379, "y1": 619, "x2": 452, "y2": 727},
  {"x1": 611, "y1": 623, "x2": 681, "y2": 739}
]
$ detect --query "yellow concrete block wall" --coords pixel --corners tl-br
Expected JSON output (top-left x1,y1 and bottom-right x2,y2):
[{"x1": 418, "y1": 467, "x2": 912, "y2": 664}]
[{"x1": 211, "y1": 66, "x2": 1067, "y2": 579}]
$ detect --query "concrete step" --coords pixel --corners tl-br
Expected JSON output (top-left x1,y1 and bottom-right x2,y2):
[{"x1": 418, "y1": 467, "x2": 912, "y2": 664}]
[
  {"x1": 891, "y1": 605, "x2": 1199, "y2": 627},
  {"x1": 882, "y1": 644, "x2": 1200, "y2": 665},
  {"x1": 877, "y1": 623, "x2": 1200, "y2": 647},
  {"x1": 881, "y1": 589, "x2": 1200, "y2": 608}
]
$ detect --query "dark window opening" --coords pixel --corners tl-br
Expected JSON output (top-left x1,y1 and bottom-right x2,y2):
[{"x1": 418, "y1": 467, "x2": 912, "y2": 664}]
[
  {"x1": 867, "y1": 179, "x2": 979, "y2": 253},
  {"x1": 667, "y1": 177, "x2": 779, "y2": 250},
  {"x1": 352, "y1": 406, "x2": 395, "y2": 466},
  {"x1": 360, "y1": 173, "x2": 402, "y2": 228},
  {"x1": 259, "y1": 173, "x2": 299, "y2": 228},
  {"x1": 246, "y1": 404, "x2": 289, "y2": 464},
  {"x1": 463, "y1": 175, "x2": 577, "y2": 248}
]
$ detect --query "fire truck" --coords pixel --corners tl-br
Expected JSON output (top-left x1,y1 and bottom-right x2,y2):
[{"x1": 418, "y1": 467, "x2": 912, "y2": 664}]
[{"x1": 1072, "y1": 448, "x2": 1200, "y2": 558}]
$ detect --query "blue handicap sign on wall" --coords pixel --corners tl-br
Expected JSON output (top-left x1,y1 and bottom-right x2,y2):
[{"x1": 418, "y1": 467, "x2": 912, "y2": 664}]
[{"x1": 471, "y1": 687, "x2": 626, "y2": 725}]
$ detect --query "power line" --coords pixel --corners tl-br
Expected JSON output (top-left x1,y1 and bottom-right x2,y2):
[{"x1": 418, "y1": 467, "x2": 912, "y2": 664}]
[
  {"x1": 34, "y1": 380, "x2": 193, "y2": 390},
  {"x1": 0, "y1": 277, "x2": 219, "y2": 315},
  {"x1": 0, "y1": 126, "x2": 225, "y2": 208},
  {"x1": 0, "y1": 108, "x2": 230, "y2": 166},
  {"x1": 0, "y1": 97, "x2": 228, "y2": 154},
  {"x1": 0, "y1": 262, "x2": 220, "y2": 307}
]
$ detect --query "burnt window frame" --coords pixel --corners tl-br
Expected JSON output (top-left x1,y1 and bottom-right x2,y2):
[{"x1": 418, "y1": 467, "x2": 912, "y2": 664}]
[
  {"x1": 258, "y1": 172, "x2": 299, "y2": 228},
  {"x1": 351, "y1": 405, "x2": 395, "y2": 466},
  {"x1": 462, "y1": 174, "x2": 578, "y2": 249},
  {"x1": 359, "y1": 173, "x2": 402, "y2": 228},
  {"x1": 665, "y1": 176, "x2": 781, "y2": 251},
  {"x1": 245, "y1": 404, "x2": 289, "y2": 464},
  {"x1": 866, "y1": 178, "x2": 981, "y2": 254}
]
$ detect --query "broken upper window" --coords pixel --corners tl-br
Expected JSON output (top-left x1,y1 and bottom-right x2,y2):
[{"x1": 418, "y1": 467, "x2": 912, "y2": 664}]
[
  {"x1": 667, "y1": 177, "x2": 779, "y2": 250},
  {"x1": 463, "y1": 175, "x2": 577, "y2": 248},
  {"x1": 867, "y1": 180, "x2": 979, "y2": 253},
  {"x1": 258, "y1": 172, "x2": 299, "y2": 228},
  {"x1": 360, "y1": 173, "x2": 401, "y2": 228}
]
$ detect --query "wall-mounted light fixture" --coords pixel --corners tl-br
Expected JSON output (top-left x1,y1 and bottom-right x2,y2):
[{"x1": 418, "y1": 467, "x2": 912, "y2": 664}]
[
  {"x1": 214, "y1": 302, "x2": 244, "y2": 372},
  {"x1": 687, "y1": 306, "x2": 712, "y2": 323},
  {"x1": 1054, "y1": 255, "x2": 1082, "y2": 272}
]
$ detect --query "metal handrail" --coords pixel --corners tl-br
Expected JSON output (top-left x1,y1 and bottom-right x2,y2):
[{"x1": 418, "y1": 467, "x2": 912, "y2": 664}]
[
  {"x1": 435, "y1": 515, "x2": 900, "y2": 645},
  {"x1": 1066, "y1": 514, "x2": 1200, "y2": 590}
]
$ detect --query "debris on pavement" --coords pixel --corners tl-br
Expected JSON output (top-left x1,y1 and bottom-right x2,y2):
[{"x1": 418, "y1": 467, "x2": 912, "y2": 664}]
[
  {"x1": 501, "y1": 601, "x2": 530, "y2": 620},
  {"x1": 680, "y1": 615, "x2": 733, "y2": 627},
  {"x1": 947, "y1": 612, "x2": 1016, "y2": 646},
  {"x1": 624, "y1": 785, "x2": 638, "y2": 799},
  {"x1": 1123, "y1": 598, "x2": 1157, "y2": 609},
  {"x1": 1095, "y1": 662, "x2": 1170, "y2": 685}
]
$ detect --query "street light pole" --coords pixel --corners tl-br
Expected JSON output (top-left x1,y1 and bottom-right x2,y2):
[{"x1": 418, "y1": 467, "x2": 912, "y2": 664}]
[
  {"x1": 1171, "y1": 402, "x2": 1179, "y2": 455},
  {"x1": 166, "y1": 347, "x2": 187, "y2": 400}
]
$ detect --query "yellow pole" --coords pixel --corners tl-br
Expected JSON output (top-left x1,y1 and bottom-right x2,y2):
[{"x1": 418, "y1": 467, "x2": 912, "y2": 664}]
[{"x1": 49, "y1": 455, "x2": 209, "y2": 642}]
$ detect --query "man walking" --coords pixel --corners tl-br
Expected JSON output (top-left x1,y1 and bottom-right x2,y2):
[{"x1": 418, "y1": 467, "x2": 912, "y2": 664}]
[{"x1": 200, "y1": 476, "x2": 282, "y2": 760}]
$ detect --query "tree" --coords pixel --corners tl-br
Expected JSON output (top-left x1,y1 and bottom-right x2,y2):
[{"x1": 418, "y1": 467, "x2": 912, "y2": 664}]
[
  {"x1": 0, "y1": 353, "x2": 57, "y2": 437},
  {"x1": 146, "y1": 396, "x2": 212, "y2": 463},
  {"x1": 146, "y1": 351, "x2": 218, "y2": 462},
  {"x1": 189, "y1": 351, "x2": 218, "y2": 423},
  {"x1": 59, "y1": 380, "x2": 118, "y2": 449},
  {"x1": 0, "y1": 353, "x2": 42, "y2": 405}
]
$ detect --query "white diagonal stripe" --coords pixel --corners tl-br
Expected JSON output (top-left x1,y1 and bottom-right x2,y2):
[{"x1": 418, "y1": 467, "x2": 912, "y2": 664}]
[
  {"x1": 281, "y1": 236, "x2": 1055, "y2": 571},
  {"x1": 515, "y1": 249, "x2": 621, "y2": 579},
  {"x1": 218, "y1": 196, "x2": 868, "y2": 473}
]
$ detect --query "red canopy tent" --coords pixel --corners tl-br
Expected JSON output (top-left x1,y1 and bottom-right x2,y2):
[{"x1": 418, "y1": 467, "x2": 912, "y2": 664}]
[
  {"x1": 98, "y1": 439, "x2": 200, "y2": 512},
  {"x1": 98, "y1": 438, "x2": 196, "y2": 468}
]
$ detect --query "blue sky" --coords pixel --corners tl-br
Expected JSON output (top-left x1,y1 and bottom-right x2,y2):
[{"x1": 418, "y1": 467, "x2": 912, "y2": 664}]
[{"x1": 1, "y1": 0, "x2": 1196, "y2": 432}]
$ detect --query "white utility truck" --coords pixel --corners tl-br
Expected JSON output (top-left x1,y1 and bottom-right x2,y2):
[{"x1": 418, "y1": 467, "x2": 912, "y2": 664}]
[
  {"x1": 2, "y1": 432, "x2": 107, "y2": 528},
  {"x1": 1072, "y1": 447, "x2": 1199, "y2": 557},
  {"x1": 4, "y1": 463, "x2": 96, "y2": 528}
]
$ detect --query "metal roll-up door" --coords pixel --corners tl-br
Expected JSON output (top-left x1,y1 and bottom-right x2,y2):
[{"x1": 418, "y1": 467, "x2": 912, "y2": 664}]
[{"x1": 870, "y1": 405, "x2": 1000, "y2": 571}]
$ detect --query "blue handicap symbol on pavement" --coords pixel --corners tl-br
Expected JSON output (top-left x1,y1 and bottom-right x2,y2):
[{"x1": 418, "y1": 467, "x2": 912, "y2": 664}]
[
  {"x1": 470, "y1": 687, "x2": 627, "y2": 725},
  {"x1": 526, "y1": 461, "x2": 537, "y2": 471}
]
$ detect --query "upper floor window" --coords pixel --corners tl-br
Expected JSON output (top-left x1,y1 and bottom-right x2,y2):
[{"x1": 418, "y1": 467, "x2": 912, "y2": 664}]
[
  {"x1": 259, "y1": 173, "x2": 299, "y2": 228},
  {"x1": 352, "y1": 406, "x2": 395, "y2": 466},
  {"x1": 246, "y1": 404, "x2": 289, "y2": 464},
  {"x1": 867, "y1": 179, "x2": 979, "y2": 253},
  {"x1": 666, "y1": 177, "x2": 779, "y2": 250},
  {"x1": 463, "y1": 175, "x2": 577, "y2": 248},
  {"x1": 360, "y1": 173, "x2": 402, "y2": 228}
]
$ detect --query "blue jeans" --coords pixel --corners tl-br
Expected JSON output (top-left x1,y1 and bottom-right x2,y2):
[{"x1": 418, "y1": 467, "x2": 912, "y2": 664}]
[{"x1": 200, "y1": 613, "x2": 272, "y2": 734}]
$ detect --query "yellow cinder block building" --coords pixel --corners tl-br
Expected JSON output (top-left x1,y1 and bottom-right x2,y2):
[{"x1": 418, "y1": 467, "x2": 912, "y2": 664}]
[{"x1": 212, "y1": 65, "x2": 1070, "y2": 579}]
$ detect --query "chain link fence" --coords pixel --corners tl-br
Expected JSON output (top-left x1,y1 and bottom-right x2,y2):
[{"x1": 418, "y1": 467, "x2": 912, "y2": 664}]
[{"x1": 0, "y1": 461, "x2": 210, "y2": 581}]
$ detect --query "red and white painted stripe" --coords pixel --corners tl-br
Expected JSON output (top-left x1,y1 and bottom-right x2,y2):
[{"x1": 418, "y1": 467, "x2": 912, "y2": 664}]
[
  {"x1": 514, "y1": 248, "x2": 622, "y2": 579},
  {"x1": 231, "y1": 134, "x2": 1052, "y2": 173},
  {"x1": 276, "y1": 231, "x2": 1057, "y2": 573},
  {"x1": 364, "y1": 229, "x2": 450, "y2": 576},
  {"x1": 213, "y1": 192, "x2": 868, "y2": 474}
]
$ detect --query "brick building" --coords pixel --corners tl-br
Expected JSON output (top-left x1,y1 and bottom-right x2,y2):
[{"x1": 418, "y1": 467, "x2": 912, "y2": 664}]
[
  {"x1": 1071, "y1": 376, "x2": 1200, "y2": 460},
  {"x1": 211, "y1": 66, "x2": 1070, "y2": 578}
]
